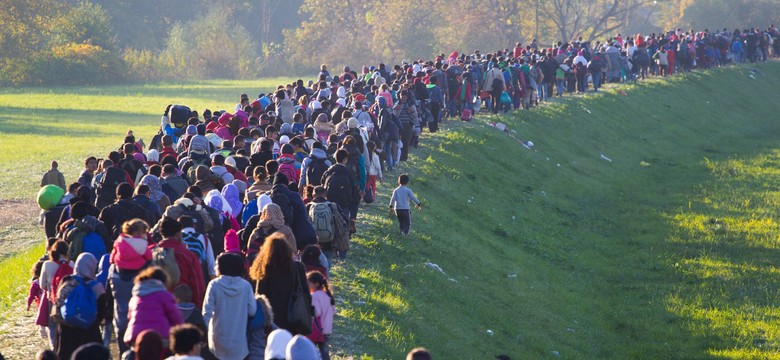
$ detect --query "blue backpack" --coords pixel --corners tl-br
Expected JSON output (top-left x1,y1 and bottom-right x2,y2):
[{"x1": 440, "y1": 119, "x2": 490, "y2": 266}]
[
  {"x1": 82, "y1": 232, "x2": 107, "y2": 260},
  {"x1": 60, "y1": 276, "x2": 98, "y2": 329}
]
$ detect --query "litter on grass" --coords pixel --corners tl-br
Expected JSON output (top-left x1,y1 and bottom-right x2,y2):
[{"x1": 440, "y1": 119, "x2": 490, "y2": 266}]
[
  {"x1": 640, "y1": 161, "x2": 651, "y2": 167},
  {"x1": 600, "y1": 154, "x2": 612, "y2": 162},
  {"x1": 424, "y1": 262, "x2": 446, "y2": 275},
  {"x1": 486, "y1": 329, "x2": 494, "y2": 336}
]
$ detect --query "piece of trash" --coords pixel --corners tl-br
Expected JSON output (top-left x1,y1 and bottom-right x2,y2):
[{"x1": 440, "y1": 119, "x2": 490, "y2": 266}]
[
  {"x1": 600, "y1": 154, "x2": 612, "y2": 162},
  {"x1": 467, "y1": 199, "x2": 472, "y2": 203},
  {"x1": 556, "y1": 163, "x2": 560, "y2": 167},
  {"x1": 545, "y1": 157, "x2": 550, "y2": 161},
  {"x1": 512, "y1": 216, "x2": 516, "y2": 220},
  {"x1": 749, "y1": 74, "x2": 756, "y2": 80},
  {"x1": 566, "y1": 328, "x2": 575, "y2": 332},
  {"x1": 449, "y1": 278, "x2": 458, "y2": 283},
  {"x1": 522, "y1": 140, "x2": 534, "y2": 149},
  {"x1": 495, "y1": 123, "x2": 507, "y2": 131},
  {"x1": 618, "y1": 90, "x2": 628, "y2": 96},
  {"x1": 486, "y1": 329, "x2": 494, "y2": 336},
  {"x1": 540, "y1": 191, "x2": 546, "y2": 196},
  {"x1": 424, "y1": 262, "x2": 446, "y2": 275},
  {"x1": 582, "y1": 107, "x2": 592, "y2": 114},
  {"x1": 640, "y1": 161, "x2": 651, "y2": 167},
  {"x1": 510, "y1": 129, "x2": 518, "y2": 134},
  {"x1": 551, "y1": 351, "x2": 560, "y2": 357},
  {"x1": 507, "y1": 274, "x2": 517, "y2": 278},
  {"x1": 354, "y1": 301, "x2": 366, "y2": 305}
]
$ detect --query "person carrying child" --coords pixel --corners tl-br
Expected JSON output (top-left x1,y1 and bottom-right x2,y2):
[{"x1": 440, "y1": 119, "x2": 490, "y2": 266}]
[{"x1": 388, "y1": 174, "x2": 422, "y2": 235}]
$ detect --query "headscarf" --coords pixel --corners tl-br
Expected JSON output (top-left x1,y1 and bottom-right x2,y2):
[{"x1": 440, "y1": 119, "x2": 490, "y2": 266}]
[
  {"x1": 286, "y1": 335, "x2": 320, "y2": 360},
  {"x1": 134, "y1": 330, "x2": 163, "y2": 360},
  {"x1": 258, "y1": 194, "x2": 272, "y2": 212},
  {"x1": 265, "y1": 329, "x2": 293, "y2": 360},
  {"x1": 259, "y1": 203, "x2": 285, "y2": 229},
  {"x1": 75, "y1": 252, "x2": 98, "y2": 279},
  {"x1": 221, "y1": 183, "x2": 243, "y2": 217},
  {"x1": 185, "y1": 125, "x2": 197, "y2": 135},
  {"x1": 316, "y1": 113, "x2": 328, "y2": 123},
  {"x1": 146, "y1": 149, "x2": 159, "y2": 164},
  {"x1": 140, "y1": 175, "x2": 164, "y2": 202},
  {"x1": 204, "y1": 189, "x2": 232, "y2": 217}
]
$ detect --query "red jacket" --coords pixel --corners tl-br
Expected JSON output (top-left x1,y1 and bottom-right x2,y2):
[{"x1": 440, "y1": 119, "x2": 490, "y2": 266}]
[
  {"x1": 160, "y1": 147, "x2": 178, "y2": 161},
  {"x1": 154, "y1": 238, "x2": 205, "y2": 308}
]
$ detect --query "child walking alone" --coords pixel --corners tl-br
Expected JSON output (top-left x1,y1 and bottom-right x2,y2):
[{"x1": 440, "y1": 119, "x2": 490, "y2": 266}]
[{"x1": 388, "y1": 174, "x2": 422, "y2": 235}]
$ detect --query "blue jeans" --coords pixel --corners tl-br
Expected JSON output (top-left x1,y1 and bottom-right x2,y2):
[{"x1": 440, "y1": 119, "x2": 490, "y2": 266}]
[
  {"x1": 592, "y1": 73, "x2": 601, "y2": 91},
  {"x1": 556, "y1": 79, "x2": 565, "y2": 96},
  {"x1": 537, "y1": 83, "x2": 546, "y2": 100},
  {"x1": 383, "y1": 138, "x2": 397, "y2": 171}
]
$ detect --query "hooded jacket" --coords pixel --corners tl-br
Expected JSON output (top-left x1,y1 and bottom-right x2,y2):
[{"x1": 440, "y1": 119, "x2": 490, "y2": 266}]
[
  {"x1": 157, "y1": 198, "x2": 214, "y2": 234},
  {"x1": 111, "y1": 234, "x2": 152, "y2": 271},
  {"x1": 124, "y1": 279, "x2": 183, "y2": 345},
  {"x1": 194, "y1": 165, "x2": 225, "y2": 193},
  {"x1": 202, "y1": 275, "x2": 256, "y2": 360},
  {"x1": 298, "y1": 148, "x2": 332, "y2": 189},
  {"x1": 271, "y1": 181, "x2": 317, "y2": 250},
  {"x1": 265, "y1": 329, "x2": 293, "y2": 360}
]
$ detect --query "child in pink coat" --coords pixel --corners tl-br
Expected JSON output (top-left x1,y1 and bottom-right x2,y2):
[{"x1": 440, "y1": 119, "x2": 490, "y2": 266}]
[{"x1": 110, "y1": 219, "x2": 152, "y2": 271}]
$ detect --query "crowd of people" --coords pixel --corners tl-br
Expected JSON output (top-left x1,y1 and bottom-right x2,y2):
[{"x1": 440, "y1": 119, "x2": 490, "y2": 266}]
[{"x1": 24, "y1": 25, "x2": 778, "y2": 360}]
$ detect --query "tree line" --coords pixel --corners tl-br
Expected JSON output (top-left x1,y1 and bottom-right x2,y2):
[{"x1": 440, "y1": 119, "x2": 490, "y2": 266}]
[{"x1": 1, "y1": 0, "x2": 777, "y2": 85}]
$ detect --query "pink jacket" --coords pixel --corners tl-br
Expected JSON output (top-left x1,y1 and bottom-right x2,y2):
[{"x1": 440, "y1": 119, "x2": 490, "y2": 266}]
[
  {"x1": 311, "y1": 290, "x2": 335, "y2": 334},
  {"x1": 110, "y1": 235, "x2": 152, "y2": 271},
  {"x1": 124, "y1": 279, "x2": 183, "y2": 345}
]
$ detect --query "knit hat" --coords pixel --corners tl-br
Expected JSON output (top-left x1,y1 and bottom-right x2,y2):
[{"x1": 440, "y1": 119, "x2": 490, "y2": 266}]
[
  {"x1": 186, "y1": 125, "x2": 197, "y2": 135},
  {"x1": 224, "y1": 229, "x2": 240, "y2": 253},
  {"x1": 286, "y1": 335, "x2": 320, "y2": 360},
  {"x1": 273, "y1": 173, "x2": 289, "y2": 186},
  {"x1": 224, "y1": 156, "x2": 237, "y2": 169},
  {"x1": 347, "y1": 117, "x2": 358, "y2": 129},
  {"x1": 279, "y1": 135, "x2": 290, "y2": 145}
]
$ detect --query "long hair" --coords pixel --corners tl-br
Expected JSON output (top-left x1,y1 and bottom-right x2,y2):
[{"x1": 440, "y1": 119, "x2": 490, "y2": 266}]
[
  {"x1": 248, "y1": 233, "x2": 292, "y2": 281},
  {"x1": 306, "y1": 270, "x2": 335, "y2": 306}
]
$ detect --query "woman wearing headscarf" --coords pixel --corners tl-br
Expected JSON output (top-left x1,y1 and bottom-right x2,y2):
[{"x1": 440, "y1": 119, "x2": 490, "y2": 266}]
[
  {"x1": 245, "y1": 203, "x2": 296, "y2": 265},
  {"x1": 221, "y1": 183, "x2": 243, "y2": 220},
  {"x1": 140, "y1": 175, "x2": 171, "y2": 212},
  {"x1": 204, "y1": 189, "x2": 239, "y2": 230},
  {"x1": 54, "y1": 252, "x2": 107, "y2": 360}
]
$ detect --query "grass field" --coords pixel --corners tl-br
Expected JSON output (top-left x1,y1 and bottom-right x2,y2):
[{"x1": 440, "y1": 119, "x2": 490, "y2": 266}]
[{"x1": 2, "y1": 65, "x2": 780, "y2": 359}]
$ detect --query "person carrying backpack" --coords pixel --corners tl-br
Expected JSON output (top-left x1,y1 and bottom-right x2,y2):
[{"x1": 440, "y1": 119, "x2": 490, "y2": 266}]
[
  {"x1": 270, "y1": 173, "x2": 318, "y2": 250},
  {"x1": 39, "y1": 240, "x2": 74, "y2": 349},
  {"x1": 63, "y1": 202, "x2": 111, "y2": 262},
  {"x1": 155, "y1": 217, "x2": 205, "y2": 309},
  {"x1": 299, "y1": 142, "x2": 332, "y2": 189},
  {"x1": 321, "y1": 150, "x2": 357, "y2": 234},
  {"x1": 246, "y1": 203, "x2": 297, "y2": 265},
  {"x1": 376, "y1": 97, "x2": 400, "y2": 172},
  {"x1": 53, "y1": 252, "x2": 106, "y2": 360},
  {"x1": 307, "y1": 186, "x2": 349, "y2": 264},
  {"x1": 95, "y1": 159, "x2": 133, "y2": 210},
  {"x1": 179, "y1": 215, "x2": 216, "y2": 285}
]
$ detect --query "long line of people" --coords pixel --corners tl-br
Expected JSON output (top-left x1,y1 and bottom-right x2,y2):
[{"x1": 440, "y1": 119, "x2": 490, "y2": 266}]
[{"x1": 29, "y1": 24, "x2": 779, "y2": 360}]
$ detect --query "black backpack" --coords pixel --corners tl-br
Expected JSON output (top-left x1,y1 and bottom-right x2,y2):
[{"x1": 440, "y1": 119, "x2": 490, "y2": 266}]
[
  {"x1": 324, "y1": 169, "x2": 352, "y2": 207},
  {"x1": 96, "y1": 167, "x2": 126, "y2": 207},
  {"x1": 270, "y1": 188, "x2": 294, "y2": 226},
  {"x1": 306, "y1": 158, "x2": 329, "y2": 187}
]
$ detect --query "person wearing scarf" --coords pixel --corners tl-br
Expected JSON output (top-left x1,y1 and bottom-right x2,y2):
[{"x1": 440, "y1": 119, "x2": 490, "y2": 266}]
[
  {"x1": 54, "y1": 253, "x2": 107, "y2": 360},
  {"x1": 246, "y1": 203, "x2": 297, "y2": 264},
  {"x1": 140, "y1": 175, "x2": 171, "y2": 211}
]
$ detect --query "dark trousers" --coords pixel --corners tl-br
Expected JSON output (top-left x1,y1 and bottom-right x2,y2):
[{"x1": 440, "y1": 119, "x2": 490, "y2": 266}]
[
  {"x1": 429, "y1": 102, "x2": 441, "y2": 132},
  {"x1": 396, "y1": 209, "x2": 411, "y2": 234},
  {"x1": 400, "y1": 125, "x2": 413, "y2": 161}
]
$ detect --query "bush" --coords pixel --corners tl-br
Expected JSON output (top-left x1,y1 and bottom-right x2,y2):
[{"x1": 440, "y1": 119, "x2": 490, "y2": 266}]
[{"x1": 19, "y1": 43, "x2": 126, "y2": 85}]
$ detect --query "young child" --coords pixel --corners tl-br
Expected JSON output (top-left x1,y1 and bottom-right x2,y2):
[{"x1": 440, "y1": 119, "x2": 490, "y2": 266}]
[
  {"x1": 307, "y1": 271, "x2": 335, "y2": 360},
  {"x1": 388, "y1": 174, "x2": 422, "y2": 235},
  {"x1": 167, "y1": 324, "x2": 205, "y2": 360},
  {"x1": 110, "y1": 219, "x2": 153, "y2": 272}
]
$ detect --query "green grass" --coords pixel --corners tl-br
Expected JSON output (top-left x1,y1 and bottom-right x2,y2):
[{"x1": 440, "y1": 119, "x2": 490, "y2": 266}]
[
  {"x1": 327, "y1": 63, "x2": 780, "y2": 359},
  {"x1": 3, "y1": 65, "x2": 780, "y2": 359},
  {"x1": 0, "y1": 77, "x2": 297, "y2": 199}
]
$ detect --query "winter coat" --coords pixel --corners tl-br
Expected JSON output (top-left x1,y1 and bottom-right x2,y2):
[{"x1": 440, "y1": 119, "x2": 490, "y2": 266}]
[
  {"x1": 255, "y1": 262, "x2": 312, "y2": 334},
  {"x1": 202, "y1": 276, "x2": 257, "y2": 360},
  {"x1": 124, "y1": 279, "x2": 183, "y2": 345},
  {"x1": 132, "y1": 195, "x2": 162, "y2": 226},
  {"x1": 111, "y1": 235, "x2": 152, "y2": 271}
]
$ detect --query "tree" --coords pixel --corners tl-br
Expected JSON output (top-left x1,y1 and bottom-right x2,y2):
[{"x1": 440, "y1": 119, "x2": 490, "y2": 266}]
[{"x1": 540, "y1": 0, "x2": 654, "y2": 43}]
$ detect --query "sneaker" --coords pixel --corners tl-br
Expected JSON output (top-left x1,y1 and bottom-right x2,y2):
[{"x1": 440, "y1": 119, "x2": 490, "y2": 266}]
[{"x1": 349, "y1": 219, "x2": 357, "y2": 234}]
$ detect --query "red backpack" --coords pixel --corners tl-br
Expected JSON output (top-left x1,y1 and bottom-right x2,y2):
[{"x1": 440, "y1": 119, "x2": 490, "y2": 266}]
[{"x1": 49, "y1": 259, "x2": 73, "y2": 302}]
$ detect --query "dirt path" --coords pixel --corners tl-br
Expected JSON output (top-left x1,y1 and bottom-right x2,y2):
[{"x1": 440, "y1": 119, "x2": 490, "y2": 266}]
[{"x1": 0, "y1": 199, "x2": 41, "y2": 260}]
